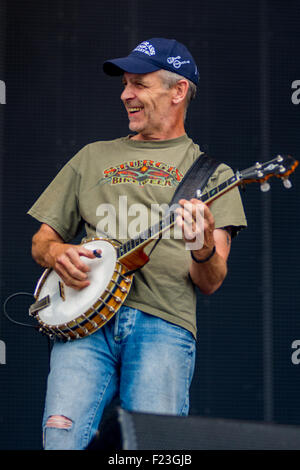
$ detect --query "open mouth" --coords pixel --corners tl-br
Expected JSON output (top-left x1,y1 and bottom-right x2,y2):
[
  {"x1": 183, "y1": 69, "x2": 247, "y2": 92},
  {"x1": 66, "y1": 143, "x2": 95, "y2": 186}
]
[{"x1": 128, "y1": 107, "x2": 143, "y2": 115}]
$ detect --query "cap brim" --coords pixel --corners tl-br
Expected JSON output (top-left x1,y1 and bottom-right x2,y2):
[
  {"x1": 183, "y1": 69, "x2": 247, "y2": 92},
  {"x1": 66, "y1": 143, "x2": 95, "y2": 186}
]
[{"x1": 103, "y1": 56, "x2": 160, "y2": 76}]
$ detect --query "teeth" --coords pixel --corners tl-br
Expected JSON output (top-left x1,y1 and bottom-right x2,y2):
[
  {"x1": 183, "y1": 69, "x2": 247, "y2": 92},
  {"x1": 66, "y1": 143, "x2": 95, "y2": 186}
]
[{"x1": 129, "y1": 107, "x2": 142, "y2": 112}]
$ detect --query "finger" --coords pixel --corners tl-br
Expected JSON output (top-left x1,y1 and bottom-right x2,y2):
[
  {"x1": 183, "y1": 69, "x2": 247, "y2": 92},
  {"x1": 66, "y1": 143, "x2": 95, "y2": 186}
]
[
  {"x1": 190, "y1": 199, "x2": 215, "y2": 232},
  {"x1": 175, "y1": 206, "x2": 190, "y2": 225},
  {"x1": 68, "y1": 247, "x2": 101, "y2": 273},
  {"x1": 92, "y1": 249, "x2": 102, "y2": 258},
  {"x1": 55, "y1": 263, "x2": 90, "y2": 290},
  {"x1": 189, "y1": 198, "x2": 210, "y2": 218},
  {"x1": 177, "y1": 204, "x2": 206, "y2": 238},
  {"x1": 179, "y1": 199, "x2": 206, "y2": 222},
  {"x1": 176, "y1": 204, "x2": 195, "y2": 226},
  {"x1": 56, "y1": 252, "x2": 90, "y2": 281},
  {"x1": 78, "y1": 247, "x2": 102, "y2": 259},
  {"x1": 194, "y1": 203, "x2": 205, "y2": 229},
  {"x1": 179, "y1": 198, "x2": 205, "y2": 209},
  {"x1": 176, "y1": 215, "x2": 198, "y2": 241},
  {"x1": 184, "y1": 224, "x2": 198, "y2": 241},
  {"x1": 74, "y1": 247, "x2": 102, "y2": 270}
]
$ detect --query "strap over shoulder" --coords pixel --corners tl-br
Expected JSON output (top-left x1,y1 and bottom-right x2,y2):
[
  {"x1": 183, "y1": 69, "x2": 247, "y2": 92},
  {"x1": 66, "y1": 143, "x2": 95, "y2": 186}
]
[
  {"x1": 146, "y1": 154, "x2": 221, "y2": 260},
  {"x1": 170, "y1": 153, "x2": 220, "y2": 206}
]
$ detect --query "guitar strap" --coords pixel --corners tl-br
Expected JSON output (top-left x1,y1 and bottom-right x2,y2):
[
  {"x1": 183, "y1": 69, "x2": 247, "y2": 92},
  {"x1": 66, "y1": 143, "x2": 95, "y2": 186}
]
[
  {"x1": 169, "y1": 152, "x2": 220, "y2": 206},
  {"x1": 146, "y1": 152, "x2": 221, "y2": 259},
  {"x1": 123, "y1": 153, "x2": 221, "y2": 276}
]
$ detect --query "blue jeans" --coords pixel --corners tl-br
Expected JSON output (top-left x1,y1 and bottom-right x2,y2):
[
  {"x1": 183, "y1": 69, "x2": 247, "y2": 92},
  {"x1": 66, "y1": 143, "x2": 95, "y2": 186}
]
[{"x1": 42, "y1": 306, "x2": 196, "y2": 450}]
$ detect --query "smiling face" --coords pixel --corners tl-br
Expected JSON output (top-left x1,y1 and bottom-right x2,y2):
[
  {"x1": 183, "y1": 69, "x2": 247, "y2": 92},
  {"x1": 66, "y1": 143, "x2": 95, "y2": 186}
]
[{"x1": 121, "y1": 71, "x2": 187, "y2": 141}]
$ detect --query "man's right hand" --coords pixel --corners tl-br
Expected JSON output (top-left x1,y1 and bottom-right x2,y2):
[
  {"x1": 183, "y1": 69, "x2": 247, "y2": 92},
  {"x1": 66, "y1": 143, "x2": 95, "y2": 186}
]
[{"x1": 31, "y1": 224, "x2": 101, "y2": 290}]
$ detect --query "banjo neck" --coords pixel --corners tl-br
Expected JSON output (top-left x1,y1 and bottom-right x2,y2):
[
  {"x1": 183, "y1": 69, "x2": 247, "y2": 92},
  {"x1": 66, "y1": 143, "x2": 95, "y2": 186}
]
[
  {"x1": 116, "y1": 174, "x2": 240, "y2": 271},
  {"x1": 116, "y1": 153, "x2": 298, "y2": 271}
]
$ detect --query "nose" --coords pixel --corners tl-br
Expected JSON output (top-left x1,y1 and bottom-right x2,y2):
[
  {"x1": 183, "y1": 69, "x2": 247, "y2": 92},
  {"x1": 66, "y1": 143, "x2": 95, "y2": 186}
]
[{"x1": 121, "y1": 83, "x2": 135, "y2": 102}]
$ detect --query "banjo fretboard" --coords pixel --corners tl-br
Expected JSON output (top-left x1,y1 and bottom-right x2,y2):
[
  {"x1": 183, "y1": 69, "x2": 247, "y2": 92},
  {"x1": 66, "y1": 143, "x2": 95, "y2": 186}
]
[{"x1": 116, "y1": 174, "x2": 240, "y2": 260}]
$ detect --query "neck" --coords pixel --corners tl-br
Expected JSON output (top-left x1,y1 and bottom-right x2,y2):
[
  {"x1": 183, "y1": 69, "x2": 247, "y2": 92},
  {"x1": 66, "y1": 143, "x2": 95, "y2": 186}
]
[{"x1": 131, "y1": 129, "x2": 185, "y2": 141}]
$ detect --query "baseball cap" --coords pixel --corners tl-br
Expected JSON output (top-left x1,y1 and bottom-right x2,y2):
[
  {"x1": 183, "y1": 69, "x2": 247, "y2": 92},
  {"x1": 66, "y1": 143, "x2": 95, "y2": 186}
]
[{"x1": 103, "y1": 38, "x2": 199, "y2": 85}]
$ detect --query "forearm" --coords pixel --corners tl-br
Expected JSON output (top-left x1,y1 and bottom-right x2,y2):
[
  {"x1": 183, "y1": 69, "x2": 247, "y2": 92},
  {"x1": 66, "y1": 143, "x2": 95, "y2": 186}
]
[
  {"x1": 31, "y1": 225, "x2": 66, "y2": 268},
  {"x1": 31, "y1": 223, "x2": 100, "y2": 290},
  {"x1": 189, "y1": 248, "x2": 228, "y2": 295}
]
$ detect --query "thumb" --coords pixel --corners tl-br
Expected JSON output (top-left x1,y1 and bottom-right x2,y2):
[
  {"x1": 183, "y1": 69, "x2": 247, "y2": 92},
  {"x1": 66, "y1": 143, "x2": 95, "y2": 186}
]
[{"x1": 78, "y1": 247, "x2": 102, "y2": 258}]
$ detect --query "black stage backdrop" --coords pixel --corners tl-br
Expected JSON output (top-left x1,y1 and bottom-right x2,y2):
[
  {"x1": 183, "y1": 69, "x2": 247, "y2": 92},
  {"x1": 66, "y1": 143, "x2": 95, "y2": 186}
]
[{"x1": 0, "y1": 0, "x2": 300, "y2": 450}]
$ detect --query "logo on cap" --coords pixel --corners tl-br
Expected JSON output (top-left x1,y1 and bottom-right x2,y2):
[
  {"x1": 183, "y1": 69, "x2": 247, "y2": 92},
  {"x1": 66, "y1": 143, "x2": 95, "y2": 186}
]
[
  {"x1": 133, "y1": 41, "x2": 156, "y2": 56},
  {"x1": 167, "y1": 56, "x2": 191, "y2": 70}
]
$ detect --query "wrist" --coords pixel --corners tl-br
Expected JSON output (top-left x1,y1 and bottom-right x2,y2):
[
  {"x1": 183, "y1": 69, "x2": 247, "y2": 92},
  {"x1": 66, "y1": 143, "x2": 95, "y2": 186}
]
[
  {"x1": 47, "y1": 241, "x2": 66, "y2": 267},
  {"x1": 191, "y1": 245, "x2": 216, "y2": 263}
]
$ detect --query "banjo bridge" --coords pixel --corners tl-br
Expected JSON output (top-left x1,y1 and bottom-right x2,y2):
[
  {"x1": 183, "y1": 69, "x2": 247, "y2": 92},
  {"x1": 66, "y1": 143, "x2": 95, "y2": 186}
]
[{"x1": 59, "y1": 281, "x2": 66, "y2": 301}]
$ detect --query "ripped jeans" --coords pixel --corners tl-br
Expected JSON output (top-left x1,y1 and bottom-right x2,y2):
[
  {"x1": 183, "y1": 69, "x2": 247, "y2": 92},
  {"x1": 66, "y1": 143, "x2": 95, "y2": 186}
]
[{"x1": 42, "y1": 306, "x2": 196, "y2": 450}]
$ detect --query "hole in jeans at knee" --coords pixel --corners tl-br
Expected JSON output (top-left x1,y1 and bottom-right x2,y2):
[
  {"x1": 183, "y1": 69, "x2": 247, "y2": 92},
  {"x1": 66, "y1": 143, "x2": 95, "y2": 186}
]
[{"x1": 45, "y1": 415, "x2": 73, "y2": 430}]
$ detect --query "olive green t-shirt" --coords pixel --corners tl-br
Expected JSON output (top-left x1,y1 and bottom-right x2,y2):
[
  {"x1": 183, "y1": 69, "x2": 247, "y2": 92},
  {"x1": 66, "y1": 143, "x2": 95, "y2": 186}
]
[{"x1": 28, "y1": 134, "x2": 247, "y2": 338}]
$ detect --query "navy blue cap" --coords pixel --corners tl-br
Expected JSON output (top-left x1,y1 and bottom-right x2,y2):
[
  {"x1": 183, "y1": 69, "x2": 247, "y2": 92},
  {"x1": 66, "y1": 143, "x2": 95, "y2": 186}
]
[{"x1": 103, "y1": 38, "x2": 199, "y2": 86}]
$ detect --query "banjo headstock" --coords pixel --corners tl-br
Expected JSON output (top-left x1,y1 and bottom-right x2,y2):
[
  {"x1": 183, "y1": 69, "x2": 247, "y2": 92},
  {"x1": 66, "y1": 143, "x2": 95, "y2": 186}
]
[{"x1": 238, "y1": 154, "x2": 299, "y2": 192}]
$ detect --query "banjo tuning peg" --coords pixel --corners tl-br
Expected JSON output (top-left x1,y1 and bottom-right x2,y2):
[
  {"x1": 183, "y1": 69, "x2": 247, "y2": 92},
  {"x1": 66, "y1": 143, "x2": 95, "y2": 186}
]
[
  {"x1": 260, "y1": 181, "x2": 270, "y2": 192},
  {"x1": 282, "y1": 177, "x2": 292, "y2": 189}
]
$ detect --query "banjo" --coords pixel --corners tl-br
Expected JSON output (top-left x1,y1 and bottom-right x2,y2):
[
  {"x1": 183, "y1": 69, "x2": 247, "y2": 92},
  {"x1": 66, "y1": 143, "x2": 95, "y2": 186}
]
[{"x1": 29, "y1": 154, "x2": 298, "y2": 341}]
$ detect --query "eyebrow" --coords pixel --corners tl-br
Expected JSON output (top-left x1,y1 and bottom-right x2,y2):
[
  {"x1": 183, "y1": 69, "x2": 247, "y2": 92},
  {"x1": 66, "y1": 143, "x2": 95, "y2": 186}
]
[{"x1": 122, "y1": 75, "x2": 148, "y2": 85}]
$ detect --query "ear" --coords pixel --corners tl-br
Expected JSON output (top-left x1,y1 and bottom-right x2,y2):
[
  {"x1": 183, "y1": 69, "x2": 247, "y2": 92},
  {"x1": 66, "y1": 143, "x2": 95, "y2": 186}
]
[{"x1": 172, "y1": 79, "x2": 189, "y2": 105}]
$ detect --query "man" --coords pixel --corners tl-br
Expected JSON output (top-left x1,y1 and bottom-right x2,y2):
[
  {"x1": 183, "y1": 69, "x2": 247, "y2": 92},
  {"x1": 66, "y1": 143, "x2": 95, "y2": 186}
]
[{"x1": 28, "y1": 38, "x2": 247, "y2": 450}]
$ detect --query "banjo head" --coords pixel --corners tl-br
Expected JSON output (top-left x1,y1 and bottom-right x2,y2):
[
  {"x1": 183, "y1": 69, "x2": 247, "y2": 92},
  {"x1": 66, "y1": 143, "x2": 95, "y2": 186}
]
[{"x1": 32, "y1": 238, "x2": 133, "y2": 339}]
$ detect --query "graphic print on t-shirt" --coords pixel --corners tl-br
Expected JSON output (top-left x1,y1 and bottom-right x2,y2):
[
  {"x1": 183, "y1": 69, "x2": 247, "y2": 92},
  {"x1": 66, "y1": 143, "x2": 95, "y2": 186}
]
[{"x1": 98, "y1": 159, "x2": 184, "y2": 187}]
